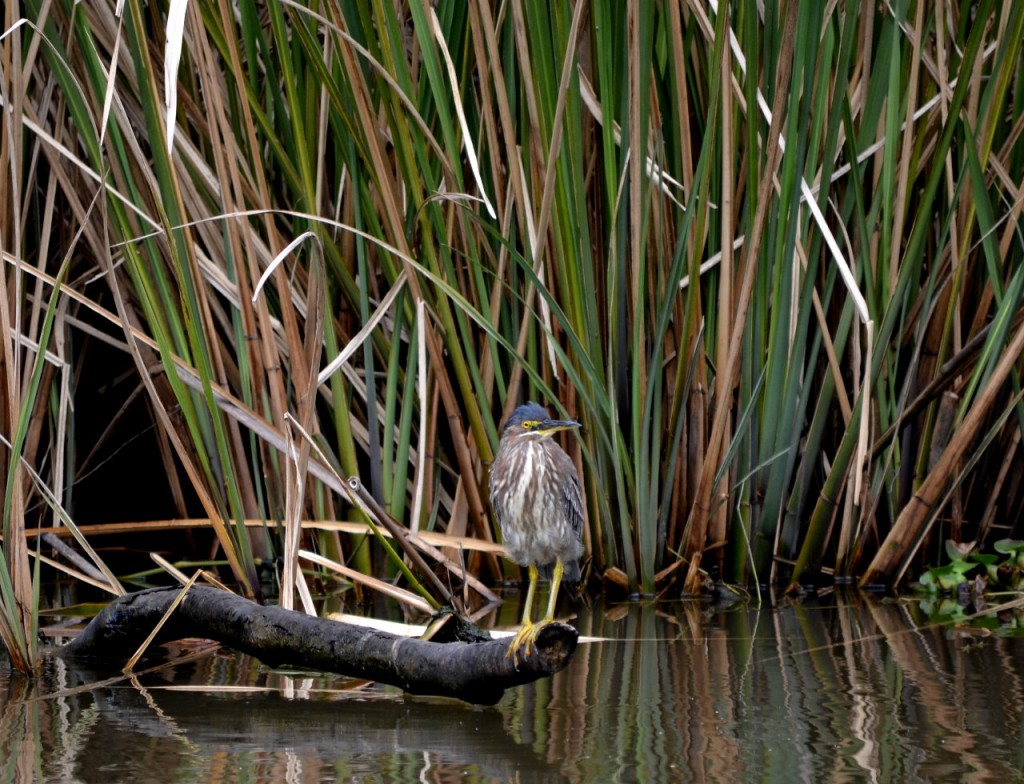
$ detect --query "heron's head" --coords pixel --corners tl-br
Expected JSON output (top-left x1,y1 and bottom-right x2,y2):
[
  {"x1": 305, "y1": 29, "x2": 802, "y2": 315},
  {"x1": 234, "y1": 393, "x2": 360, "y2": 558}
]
[{"x1": 500, "y1": 402, "x2": 581, "y2": 444}]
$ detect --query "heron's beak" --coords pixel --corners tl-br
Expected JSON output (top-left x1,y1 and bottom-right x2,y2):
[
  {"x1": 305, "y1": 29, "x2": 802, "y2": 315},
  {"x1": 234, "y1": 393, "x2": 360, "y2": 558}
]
[{"x1": 536, "y1": 418, "x2": 581, "y2": 436}]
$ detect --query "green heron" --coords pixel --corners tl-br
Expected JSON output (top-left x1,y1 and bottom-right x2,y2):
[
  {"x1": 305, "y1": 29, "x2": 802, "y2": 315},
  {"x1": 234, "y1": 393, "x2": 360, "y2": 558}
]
[{"x1": 489, "y1": 402, "x2": 583, "y2": 663}]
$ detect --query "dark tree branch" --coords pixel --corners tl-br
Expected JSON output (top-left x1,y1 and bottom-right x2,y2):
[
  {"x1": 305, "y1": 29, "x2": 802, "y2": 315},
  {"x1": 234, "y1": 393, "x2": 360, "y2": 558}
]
[{"x1": 59, "y1": 586, "x2": 577, "y2": 705}]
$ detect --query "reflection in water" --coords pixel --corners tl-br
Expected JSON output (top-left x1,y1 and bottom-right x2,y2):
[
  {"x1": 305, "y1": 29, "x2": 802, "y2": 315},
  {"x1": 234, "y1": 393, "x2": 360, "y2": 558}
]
[{"x1": 1, "y1": 594, "x2": 1023, "y2": 782}]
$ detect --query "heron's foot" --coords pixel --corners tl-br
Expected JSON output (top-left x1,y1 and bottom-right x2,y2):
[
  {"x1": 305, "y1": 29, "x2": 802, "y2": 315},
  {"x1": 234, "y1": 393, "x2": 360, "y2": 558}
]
[{"x1": 505, "y1": 618, "x2": 552, "y2": 666}]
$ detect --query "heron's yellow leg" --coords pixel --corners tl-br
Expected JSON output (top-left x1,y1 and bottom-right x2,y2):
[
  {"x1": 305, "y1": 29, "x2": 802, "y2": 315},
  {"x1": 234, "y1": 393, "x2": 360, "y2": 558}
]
[
  {"x1": 506, "y1": 564, "x2": 540, "y2": 664},
  {"x1": 541, "y1": 558, "x2": 564, "y2": 623},
  {"x1": 520, "y1": 563, "x2": 539, "y2": 627},
  {"x1": 507, "y1": 560, "x2": 566, "y2": 665}
]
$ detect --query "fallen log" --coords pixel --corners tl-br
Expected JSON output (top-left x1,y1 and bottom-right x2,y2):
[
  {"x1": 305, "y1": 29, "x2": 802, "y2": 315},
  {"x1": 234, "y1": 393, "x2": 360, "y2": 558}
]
[{"x1": 59, "y1": 585, "x2": 577, "y2": 705}]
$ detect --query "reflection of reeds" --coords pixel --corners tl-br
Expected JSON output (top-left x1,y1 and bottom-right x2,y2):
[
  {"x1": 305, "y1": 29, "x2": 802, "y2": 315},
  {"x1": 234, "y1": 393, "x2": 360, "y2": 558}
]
[
  {"x1": 1, "y1": 600, "x2": 1023, "y2": 779},
  {"x1": 2, "y1": 0, "x2": 1024, "y2": 665},
  {"x1": 504, "y1": 596, "x2": 1024, "y2": 781}
]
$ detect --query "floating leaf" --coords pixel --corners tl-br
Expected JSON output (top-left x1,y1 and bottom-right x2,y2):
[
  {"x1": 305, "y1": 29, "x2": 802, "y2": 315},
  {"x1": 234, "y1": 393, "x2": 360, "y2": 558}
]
[
  {"x1": 945, "y1": 540, "x2": 977, "y2": 562},
  {"x1": 994, "y1": 539, "x2": 1024, "y2": 555}
]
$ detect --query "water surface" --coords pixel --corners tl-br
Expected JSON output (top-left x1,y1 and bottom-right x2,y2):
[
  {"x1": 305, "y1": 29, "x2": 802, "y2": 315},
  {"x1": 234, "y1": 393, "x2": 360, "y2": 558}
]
[{"x1": 3, "y1": 593, "x2": 1022, "y2": 782}]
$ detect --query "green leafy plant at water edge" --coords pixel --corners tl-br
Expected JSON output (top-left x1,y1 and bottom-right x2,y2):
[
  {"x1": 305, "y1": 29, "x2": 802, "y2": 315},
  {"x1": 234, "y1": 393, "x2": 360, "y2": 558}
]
[
  {"x1": 916, "y1": 540, "x2": 1024, "y2": 594},
  {"x1": 991, "y1": 539, "x2": 1024, "y2": 591},
  {"x1": 915, "y1": 540, "x2": 1024, "y2": 636}
]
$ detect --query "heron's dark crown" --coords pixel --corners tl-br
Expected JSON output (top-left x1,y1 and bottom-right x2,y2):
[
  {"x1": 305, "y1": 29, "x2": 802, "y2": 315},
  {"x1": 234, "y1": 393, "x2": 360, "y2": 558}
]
[
  {"x1": 499, "y1": 402, "x2": 580, "y2": 442},
  {"x1": 501, "y1": 402, "x2": 550, "y2": 433}
]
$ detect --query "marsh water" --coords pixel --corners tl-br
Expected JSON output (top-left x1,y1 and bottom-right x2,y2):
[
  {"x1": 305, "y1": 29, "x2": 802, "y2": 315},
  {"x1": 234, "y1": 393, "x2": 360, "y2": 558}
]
[{"x1": 3, "y1": 592, "x2": 1023, "y2": 783}]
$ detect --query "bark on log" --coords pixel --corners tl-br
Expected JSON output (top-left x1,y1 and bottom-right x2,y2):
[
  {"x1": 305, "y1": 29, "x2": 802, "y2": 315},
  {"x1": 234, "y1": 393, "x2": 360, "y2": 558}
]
[{"x1": 59, "y1": 586, "x2": 577, "y2": 705}]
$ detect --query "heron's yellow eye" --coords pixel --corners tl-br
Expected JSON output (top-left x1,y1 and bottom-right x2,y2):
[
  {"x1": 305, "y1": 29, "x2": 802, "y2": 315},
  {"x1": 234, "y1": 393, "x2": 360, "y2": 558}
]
[{"x1": 522, "y1": 420, "x2": 540, "y2": 430}]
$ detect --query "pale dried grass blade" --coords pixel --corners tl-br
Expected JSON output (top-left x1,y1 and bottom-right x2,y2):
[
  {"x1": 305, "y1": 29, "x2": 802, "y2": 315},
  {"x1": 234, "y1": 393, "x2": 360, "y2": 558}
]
[
  {"x1": 708, "y1": 0, "x2": 870, "y2": 324},
  {"x1": 150, "y1": 552, "x2": 190, "y2": 584},
  {"x1": 317, "y1": 270, "x2": 407, "y2": 386},
  {"x1": 100, "y1": 14, "x2": 124, "y2": 144},
  {"x1": 123, "y1": 570, "x2": 202, "y2": 674},
  {"x1": 164, "y1": 0, "x2": 188, "y2": 154},
  {"x1": 28, "y1": 550, "x2": 119, "y2": 595},
  {"x1": 298, "y1": 551, "x2": 434, "y2": 615},
  {"x1": 4, "y1": 433, "x2": 124, "y2": 595},
  {"x1": 151, "y1": 553, "x2": 232, "y2": 591},
  {"x1": 577, "y1": 67, "x2": 686, "y2": 208},
  {"x1": 252, "y1": 230, "x2": 318, "y2": 304},
  {"x1": 410, "y1": 297, "x2": 428, "y2": 533},
  {"x1": 326, "y1": 613, "x2": 427, "y2": 637},
  {"x1": 429, "y1": 6, "x2": 495, "y2": 219}
]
